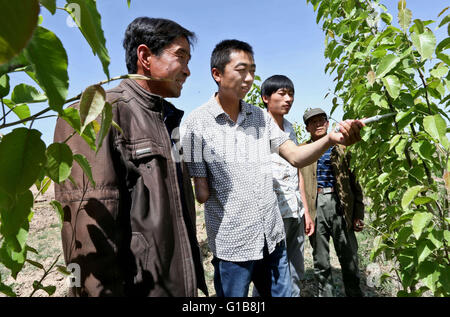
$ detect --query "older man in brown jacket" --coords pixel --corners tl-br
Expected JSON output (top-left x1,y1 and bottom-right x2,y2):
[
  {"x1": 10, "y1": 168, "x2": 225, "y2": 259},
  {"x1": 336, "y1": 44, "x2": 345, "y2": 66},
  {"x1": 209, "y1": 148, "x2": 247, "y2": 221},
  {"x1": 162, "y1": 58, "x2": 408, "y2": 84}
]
[
  {"x1": 54, "y1": 17, "x2": 207, "y2": 296},
  {"x1": 300, "y1": 108, "x2": 365, "y2": 297}
]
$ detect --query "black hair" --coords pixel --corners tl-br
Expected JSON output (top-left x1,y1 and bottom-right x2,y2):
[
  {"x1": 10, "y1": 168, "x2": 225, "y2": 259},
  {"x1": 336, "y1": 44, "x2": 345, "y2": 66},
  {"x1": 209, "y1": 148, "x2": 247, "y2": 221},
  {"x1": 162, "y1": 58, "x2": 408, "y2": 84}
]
[
  {"x1": 210, "y1": 39, "x2": 254, "y2": 84},
  {"x1": 261, "y1": 75, "x2": 295, "y2": 108},
  {"x1": 123, "y1": 17, "x2": 196, "y2": 74}
]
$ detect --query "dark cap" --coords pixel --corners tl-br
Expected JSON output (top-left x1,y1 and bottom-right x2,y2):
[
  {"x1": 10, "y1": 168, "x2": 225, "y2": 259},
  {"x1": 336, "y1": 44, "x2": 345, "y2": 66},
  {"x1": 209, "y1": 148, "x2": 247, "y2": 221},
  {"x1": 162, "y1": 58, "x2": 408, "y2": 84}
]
[{"x1": 303, "y1": 107, "x2": 327, "y2": 124}]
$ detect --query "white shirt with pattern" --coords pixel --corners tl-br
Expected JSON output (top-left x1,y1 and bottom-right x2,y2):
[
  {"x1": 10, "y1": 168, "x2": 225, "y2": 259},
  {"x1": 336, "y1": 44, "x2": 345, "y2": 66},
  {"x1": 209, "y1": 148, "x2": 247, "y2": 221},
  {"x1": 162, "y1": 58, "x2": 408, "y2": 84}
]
[
  {"x1": 271, "y1": 118, "x2": 305, "y2": 219},
  {"x1": 181, "y1": 95, "x2": 289, "y2": 262}
]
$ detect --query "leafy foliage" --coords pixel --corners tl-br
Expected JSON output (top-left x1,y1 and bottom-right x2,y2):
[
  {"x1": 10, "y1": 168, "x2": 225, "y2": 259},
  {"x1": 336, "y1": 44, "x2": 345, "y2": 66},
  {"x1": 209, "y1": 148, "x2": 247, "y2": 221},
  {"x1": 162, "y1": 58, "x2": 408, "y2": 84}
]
[
  {"x1": 0, "y1": 0, "x2": 132, "y2": 296},
  {"x1": 307, "y1": 0, "x2": 450, "y2": 296}
]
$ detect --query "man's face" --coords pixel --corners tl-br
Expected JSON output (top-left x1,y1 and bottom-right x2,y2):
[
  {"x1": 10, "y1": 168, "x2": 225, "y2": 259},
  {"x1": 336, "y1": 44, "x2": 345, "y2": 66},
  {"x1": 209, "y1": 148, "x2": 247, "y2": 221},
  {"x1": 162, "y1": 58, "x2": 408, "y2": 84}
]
[
  {"x1": 264, "y1": 88, "x2": 294, "y2": 116},
  {"x1": 306, "y1": 115, "x2": 329, "y2": 140},
  {"x1": 148, "y1": 36, "x2": 191, "y2": 98},
  {"x1": 213, "y1": 50, "x2": 255, "y2": 101}
]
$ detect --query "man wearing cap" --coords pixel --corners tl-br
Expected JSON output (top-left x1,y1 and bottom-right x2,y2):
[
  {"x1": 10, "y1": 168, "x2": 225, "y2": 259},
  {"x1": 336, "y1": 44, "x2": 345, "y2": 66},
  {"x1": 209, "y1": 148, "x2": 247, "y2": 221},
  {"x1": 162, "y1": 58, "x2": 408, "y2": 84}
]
[{"x1": 300, "y1": 108, "x2": 365, "y2": 297}]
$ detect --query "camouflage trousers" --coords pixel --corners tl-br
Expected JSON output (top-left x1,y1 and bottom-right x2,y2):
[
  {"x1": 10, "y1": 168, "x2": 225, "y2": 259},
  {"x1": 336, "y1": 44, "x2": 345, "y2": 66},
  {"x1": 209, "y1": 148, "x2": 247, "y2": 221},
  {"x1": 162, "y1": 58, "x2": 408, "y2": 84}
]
[{"x1": 309, "y1": 192, "x2": 363, "y2": 297}]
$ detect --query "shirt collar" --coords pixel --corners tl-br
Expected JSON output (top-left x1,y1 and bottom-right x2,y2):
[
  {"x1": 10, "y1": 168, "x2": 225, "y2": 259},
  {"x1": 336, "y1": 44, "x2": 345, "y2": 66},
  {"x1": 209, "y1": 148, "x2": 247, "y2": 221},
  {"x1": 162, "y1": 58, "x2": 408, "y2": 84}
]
[{"x1": 207, "y1": 94, "x2": 253, "y2": 119}]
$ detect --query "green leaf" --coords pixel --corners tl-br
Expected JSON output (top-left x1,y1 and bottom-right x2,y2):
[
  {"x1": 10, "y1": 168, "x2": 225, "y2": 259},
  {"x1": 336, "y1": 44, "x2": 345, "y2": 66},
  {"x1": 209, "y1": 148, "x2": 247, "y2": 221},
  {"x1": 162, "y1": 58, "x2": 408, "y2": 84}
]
[
  {"x1": 45, "y1": 143, "x2": 73, "y2": 184},
  {"x1": 436, "y1": 38, "x2": 450, "y2": 55},
  {"x1": 0, "y1": 128, "x2": 47, "y2": 195},
  {"x1": 11, "y1": 83, "x2": 47, "y2": 104},
  {"x1": 398, "y1": 8, "x2": 412, "y2": 32},
  {"x1": 439, "y1": 14, "x2": 450, "y2": 28},
  {"x1": 79, "y1": 84, "x2": 106, "y2": 134},
  {"x1": 0, "y1": 282, "x2": 16, "y2": 297},
  {"x1": 412, "y1": 212, "x2": 433, "y2": 239},
  {"x1": 377, "y1": 172, "x2": 389, "y2": 183},
  {"x1": 32, "y1": 281, "x2": 56, "y2": 296},
  {"x1": 3, "y1": 99, "x2": 31, "y2": 123},
  {"x1": 24, "y1": 26, "x2": 69, "y2": 112},
  {"x1": 73, "y1": 154, "x2": 96, "y2": 188},
  {"x1": 127, "y1": 0, "x2": 131, "y2": 8},
  {"x1": 376, "y1": 54, "x2": 401, "y2": 78},
  {"x1": 39, "y1": 0, "x2": 56, "y2": 14},
  {"x1": 389, "y1": 134, "x2": 402, "y2": 151},
  {"x1": 417, "y1": 241, "x2": 434, "y2": 264},
  {"x1": 50, "y1": 200, "x2": 64, "y2": 226},
  {"x1": 411, "y1": 29, "x2": 436, "y2": 60},
  {"x1": 0, "y1": 74, "x2": 10, "y2": 97},
  {"x1": 382, "y1": 75, "x2": 401, "y2": 99},
  {"x1": 66, "y1": 0, "x2": 110, "y2": 79},
  {"x1": 0, "y1": 0, "x2": 39, "y2": 65},
  {"x1": 26, "y1": 259, "x2": 44, "y2": 270},
  {"x1": 380, "y1": 12, "x2": 392, "y2": 25},
  {"x1": 401, "y1": 185, "x2": 426, "y2": 209},
  {"x1": 62, "y1": 106, "x2": 81, "y2": 132},
  {"x1": 0, "y1": 190, "x2": 33, "y2": 249},
  {"x1": 423, "y1": 114, "x2": 449, "y2": 149},
  {"x1": 111, "y1": 120, "x2": 124, "y2": 135},
  {"x1": 398, "y1": 0, "x2": 406, "y2": 10},
  {"x1": 96, "y1": 102, "x2": 112, "y2": 152},
  {"x1": 430, "y1": 64, "x2": 448, "y2": 78}
]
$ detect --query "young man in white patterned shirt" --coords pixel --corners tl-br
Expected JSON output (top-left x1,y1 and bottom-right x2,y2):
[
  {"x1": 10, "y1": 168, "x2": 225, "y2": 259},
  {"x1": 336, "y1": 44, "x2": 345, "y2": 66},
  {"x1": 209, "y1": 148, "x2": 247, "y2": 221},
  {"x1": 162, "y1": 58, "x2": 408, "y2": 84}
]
[
  {"x1": 182, "y1": 40, "x2": 364, "y2": 297},
  {"x1": 258, "y1": 75, "x2": 315, "y2": 297}
]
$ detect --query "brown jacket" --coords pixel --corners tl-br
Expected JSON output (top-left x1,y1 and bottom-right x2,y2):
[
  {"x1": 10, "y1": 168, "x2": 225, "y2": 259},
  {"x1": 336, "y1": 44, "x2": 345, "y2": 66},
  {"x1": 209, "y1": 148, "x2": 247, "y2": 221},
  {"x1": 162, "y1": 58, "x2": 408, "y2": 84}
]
[
  {"x1": 54, "y1": 79, "x2": 207, "y2": 296},
  {"x1": 300, "y1": 143, "x2": 364, "y2": 231}
]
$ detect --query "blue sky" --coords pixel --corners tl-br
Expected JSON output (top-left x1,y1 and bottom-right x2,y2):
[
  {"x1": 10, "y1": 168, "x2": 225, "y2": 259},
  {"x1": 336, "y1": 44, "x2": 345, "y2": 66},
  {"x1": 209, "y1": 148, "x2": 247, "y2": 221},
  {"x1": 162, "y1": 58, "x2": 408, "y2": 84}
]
[{"x1": 3, "y1": 0, "x2": 448, "y2": 145}]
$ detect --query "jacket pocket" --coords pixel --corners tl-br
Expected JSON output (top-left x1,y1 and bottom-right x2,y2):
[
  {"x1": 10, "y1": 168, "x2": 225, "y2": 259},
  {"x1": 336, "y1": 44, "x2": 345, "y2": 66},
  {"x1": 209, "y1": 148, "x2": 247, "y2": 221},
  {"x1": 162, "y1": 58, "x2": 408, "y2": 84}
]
[{"x1": 130, "y1": 232, "x2": 153, "y2": 285}]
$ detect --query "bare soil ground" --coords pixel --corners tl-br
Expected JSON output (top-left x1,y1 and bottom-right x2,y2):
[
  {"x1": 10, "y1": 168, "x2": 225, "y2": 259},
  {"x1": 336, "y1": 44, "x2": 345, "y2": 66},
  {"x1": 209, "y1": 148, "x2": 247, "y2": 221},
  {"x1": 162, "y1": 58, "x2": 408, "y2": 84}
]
[{"x1": 1, "y1": 185, "x2": 400, "y2": 297}]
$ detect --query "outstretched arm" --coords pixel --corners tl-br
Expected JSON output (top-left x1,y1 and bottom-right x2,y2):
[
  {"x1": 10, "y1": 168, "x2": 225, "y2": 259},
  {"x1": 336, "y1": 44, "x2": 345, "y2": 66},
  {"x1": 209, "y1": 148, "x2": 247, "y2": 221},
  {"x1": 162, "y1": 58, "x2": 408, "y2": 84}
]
[{"x1": 279, "y1": 119, "x2": 364, "y2": 168}]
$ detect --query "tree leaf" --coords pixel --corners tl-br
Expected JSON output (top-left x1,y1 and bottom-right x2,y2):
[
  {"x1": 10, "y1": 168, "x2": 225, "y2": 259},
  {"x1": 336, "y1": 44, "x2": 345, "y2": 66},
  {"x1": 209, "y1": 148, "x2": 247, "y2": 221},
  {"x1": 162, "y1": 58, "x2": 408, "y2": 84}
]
[
  {"x1": 0, "y1": 0, "x2": 39, "y2": 65},
  {"x1": 39, "y1": 0, "x2": 56, "y2": 14},
  {"x1": 411, "y1": 29, "x2": 436, "y2": 60},
  {"x1": 0, "y1": 74, "x2": 10, "y2": 97},
  {"x1": 65, "y1": 0, "x2": 110, "y2": 79},
  {"x1": 73, "y1": 154, "x2": 96, "y2": 188},
  {"x1": 127, "y1": 0, "x2": 131, "y2": 8},
  {"x1": 376, "y1": 54, "x2": 400, "y2": 78},
  {"x1": 0, "y1": 282, "x2": 16, "y2": 297},
  {"x1": 0, "y1": 190, "x2": 33, "y2": 249},
  {"x1": 45, "y1": 143, "x2": 73, "y2": 184},
  {"x1": 26, "y1": 259, "x2": 44, "y2": 270},
  {"x1": 50, "y1": 200, "x2": 64, "y2": 226},
  {"x1": 32, "y1": 281, "x2": 56, "y2": 296},
  {"x1": 398, "y1": 0, "x2": 406, "y2": 10},
  {"x1": 24, "y1": 26, "x2": 69, "y2": 112},
  {"x1": 398, "y1": 8, "x2": 412, "y2": 32},
  {"x1": 366, "y1": 70, "x2": 376, "y2": 86},
  {"x1": 0, "y1": 128, "x2": 46, "y2": 195},
  {"x1": 382, "y1": 75, "x2": 401, "y2": 99},
  {"x1": 79, "y1": 85, "x2": 106, "y2": 134},
  {"x1": 11, "y1": 83, "x2": 47, "y2": 104},
  {"x1": 436, "y1": 38, "x2": 450, "y2": 55},
  {"x1": 380, "y1": 12, "x2": 392, "y2": 25},
  {"x1": 401, "y1": 185, "x2": 426, "y2": 209},
  {"x1": 412, "y1": 212, "x2": 433, "y2": 239},
  {"x1": 96, "y1": 102, "x2": 112, "y2": 152},
  {"x1": 423, "y1": 114, "x2": 449, "y2": 149},
  {"x1": 417, "y1": 240, "x2": 434, "y2": 264}
]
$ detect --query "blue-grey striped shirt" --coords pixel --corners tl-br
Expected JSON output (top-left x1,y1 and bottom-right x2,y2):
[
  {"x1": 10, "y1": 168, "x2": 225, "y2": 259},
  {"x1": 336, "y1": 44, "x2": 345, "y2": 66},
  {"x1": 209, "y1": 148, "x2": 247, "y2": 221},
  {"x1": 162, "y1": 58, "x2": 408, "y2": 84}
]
[{"x1": 317, "y1": 147, "x2": 335, "y2": 188}]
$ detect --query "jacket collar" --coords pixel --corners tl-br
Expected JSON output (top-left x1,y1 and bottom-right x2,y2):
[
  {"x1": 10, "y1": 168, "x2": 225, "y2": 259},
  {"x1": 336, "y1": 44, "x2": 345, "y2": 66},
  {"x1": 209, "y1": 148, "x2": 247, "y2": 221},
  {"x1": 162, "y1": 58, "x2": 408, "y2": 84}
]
[{"x1": 120, "y1": 78, "x2": 174, "y2": 112}]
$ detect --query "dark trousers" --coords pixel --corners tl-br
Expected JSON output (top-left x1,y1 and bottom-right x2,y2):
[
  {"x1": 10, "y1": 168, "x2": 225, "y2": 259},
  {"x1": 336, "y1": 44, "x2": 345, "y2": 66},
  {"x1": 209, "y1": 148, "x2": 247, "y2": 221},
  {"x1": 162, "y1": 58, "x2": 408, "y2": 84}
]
[{"x1": 309, "y1": 192, "x2": 363, "y2": 297}]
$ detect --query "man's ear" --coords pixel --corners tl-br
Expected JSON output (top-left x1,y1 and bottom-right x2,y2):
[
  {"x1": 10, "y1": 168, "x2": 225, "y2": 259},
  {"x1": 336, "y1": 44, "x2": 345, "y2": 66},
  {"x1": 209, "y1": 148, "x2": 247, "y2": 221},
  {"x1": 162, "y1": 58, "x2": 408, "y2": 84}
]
[
  {"x1": 262, "y1": 95, "x2": 270, "y2": 105},
  {"x1": 211, "y1": 68, "x2": 221, "y2": 85},
  {"x1": 137, "y1": 44, "x2": 152, "y2": 72}
]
